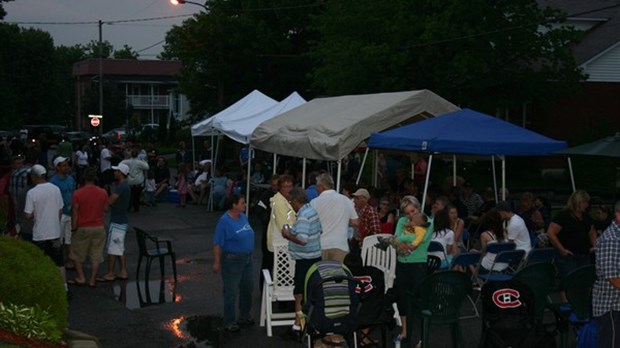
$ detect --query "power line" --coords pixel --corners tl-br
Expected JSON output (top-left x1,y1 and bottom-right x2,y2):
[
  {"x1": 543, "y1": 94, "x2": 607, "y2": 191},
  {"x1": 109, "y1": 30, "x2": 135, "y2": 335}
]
[
  {"x1": 4, "y1": 13, "x2": 193, "y2": 26},
  {"x1": 136, "y1": 39, "x2": 166, "y2": 54}
]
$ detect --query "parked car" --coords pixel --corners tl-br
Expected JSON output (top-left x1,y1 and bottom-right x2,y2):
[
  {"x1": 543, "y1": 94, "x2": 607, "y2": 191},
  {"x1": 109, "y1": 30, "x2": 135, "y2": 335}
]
[
  {"x1": 102, "y1": 128, "x2": 127, "y2": 143},
  {"x1": 20, "y1": 124, "x2": 66, "y2": 146},
  {"x1": 63, "y1": 131, "x2": 91, "y2": 147}
]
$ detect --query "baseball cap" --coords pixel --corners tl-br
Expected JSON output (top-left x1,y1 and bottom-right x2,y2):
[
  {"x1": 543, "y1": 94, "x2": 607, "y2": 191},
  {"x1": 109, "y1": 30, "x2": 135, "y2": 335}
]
[
  {"x1": 199, "y1": 159, "x2": 212, "y2": 166},
  {"x1": 53, "y1": 156, "x2": 69, "y2": 167},
  {"x1": 28, "y1": 164, "x2": 47, "y2": 176},
  {"x1": 351, "y1": 188, "x2": 370, "y2": 199},
  {"x1": 112, "y1": 163, "x2": 130, "y2": 176}
]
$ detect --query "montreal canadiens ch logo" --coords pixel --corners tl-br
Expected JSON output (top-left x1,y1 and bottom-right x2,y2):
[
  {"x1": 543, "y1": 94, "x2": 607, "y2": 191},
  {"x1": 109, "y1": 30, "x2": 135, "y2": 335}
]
[
  {"x1": 354, "y1": 275, "x2": 374, "y2": 294},
  {"x1": 492, "y1": 289, "x2": 522, "y2": 308}
]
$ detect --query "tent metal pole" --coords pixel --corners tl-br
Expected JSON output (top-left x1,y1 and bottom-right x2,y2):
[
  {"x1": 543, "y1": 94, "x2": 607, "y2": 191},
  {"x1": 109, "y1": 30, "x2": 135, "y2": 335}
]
[
  {"x1": 302, "y1": 158, "x2": 307, "y2": 189},
  {"x1": 357, "y1": 147, "x2": 369, "y2": 185},
  {"x1": 336, "y1": 160, "x2": 342, "y2": 192},
  {"x1": 246, "y1": 146, "x2": 252, "y2": 215},
  {"x1": 272, "y1": 153, "x2": 277, "y2": 175},
  {"x1": 191, "y1": 134, "x2": 196, "y2": 172},
  {"x1": 411, "y1": 161, "x2": 415, "y2": 181},
  {"x1": 453, "y1": 154, "x2": 457, "y2": 187},
  {"x1": 501, "y1": 156, "x2": 506, "y2": 201},
  {"x1": 492, "y1": 156, "x2": 498, "y2": 203},
  {"x1": 421, "y1": 154, "x2": 433, "y2": 210},
  {"x1": 373, "y1": 150, "x2": 378, "y2": 187},
  {"x1": 568, "y1": 156, "x2": 576, "y2": 192}
]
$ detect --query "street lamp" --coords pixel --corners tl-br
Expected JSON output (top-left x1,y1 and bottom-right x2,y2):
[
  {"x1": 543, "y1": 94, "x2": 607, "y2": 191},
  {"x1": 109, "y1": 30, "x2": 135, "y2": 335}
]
[{"x1": 170, "y1": 0, "x2": 208, "y2": 10}]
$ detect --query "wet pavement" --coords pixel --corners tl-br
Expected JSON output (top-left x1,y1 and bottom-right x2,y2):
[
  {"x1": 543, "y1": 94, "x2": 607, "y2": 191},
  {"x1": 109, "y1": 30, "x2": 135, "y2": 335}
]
[{"x1": 66, "y1": 200, "x2": 565, "y2": 347}]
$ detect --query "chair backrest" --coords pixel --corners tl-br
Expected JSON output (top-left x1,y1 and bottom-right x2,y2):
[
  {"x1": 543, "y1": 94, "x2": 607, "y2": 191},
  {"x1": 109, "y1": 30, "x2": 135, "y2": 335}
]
[
  {"x1": 427, "y1": 240, "x2": 445, "y2": 253},
  {"x1": 272, "y1": 241, "x2": 296, "y2": 289},
  {"x1": 450, "y1": 252, "x2": 482, "y2": 269},
  {"x1": 524, "y1": 247, "x2": 554, "y2": 266},
  {"x1": 485, "y1": 242, "x2": 516, "y2": 255},
  {"x1": 494, "y1": 249, "x2": 526, "y2": 273},
  {"x1": 427, "y1": 255, "x2": 442, "y2": 275},
  {"x1": 560, "y1": 264, "x2": 596, "y2": 320},
  {"x1": 134, "y1": 227, "x2": 148, "y2": 256},
  {"x1": 513, "y1": 263, "x2": 556, "y2": 321},
  {"x1": 361, "y1": 233, "x2": 397, "y2": 289},
  {"x1": 407, "y1": 271, "x2": 472, "y2": 323}
]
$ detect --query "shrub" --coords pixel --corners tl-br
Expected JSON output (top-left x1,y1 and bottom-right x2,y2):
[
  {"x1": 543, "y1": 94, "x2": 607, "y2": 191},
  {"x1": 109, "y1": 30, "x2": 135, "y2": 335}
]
[
  {"x1": 0, "y1": 302, "x2": 62, "y2": 343},
  {"x1": 0, "y1": 237, "x2": 68, "y2": 334}
]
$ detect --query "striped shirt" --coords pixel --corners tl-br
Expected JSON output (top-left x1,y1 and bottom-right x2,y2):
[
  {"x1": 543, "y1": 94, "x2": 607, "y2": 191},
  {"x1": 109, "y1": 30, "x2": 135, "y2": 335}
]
[{"x1": 289, "y1": 204, "x2": 322, "y2": 260}]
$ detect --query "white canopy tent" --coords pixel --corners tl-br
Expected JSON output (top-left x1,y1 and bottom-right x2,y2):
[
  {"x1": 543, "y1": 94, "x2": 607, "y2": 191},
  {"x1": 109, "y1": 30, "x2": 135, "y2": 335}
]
[
  {"x1": 250, "y1": 89, "x2": 459, "y2": 189},
  {"x1": 189, "y1": 89, "x2": 278, "y2": 211},
  {"x1": 212, "y1": 92, "x2": 307, "y2": 213}
]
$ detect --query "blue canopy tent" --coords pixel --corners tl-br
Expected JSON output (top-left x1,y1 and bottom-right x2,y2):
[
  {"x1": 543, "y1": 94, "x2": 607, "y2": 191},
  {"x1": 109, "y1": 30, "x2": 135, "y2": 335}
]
[{"x1": 368, "y1": 108, "x2": 567, "y2": 206}]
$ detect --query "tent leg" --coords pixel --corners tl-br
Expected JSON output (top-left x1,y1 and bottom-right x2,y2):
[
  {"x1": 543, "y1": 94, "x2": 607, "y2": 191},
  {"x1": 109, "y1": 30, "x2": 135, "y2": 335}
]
[
  {"x1": 492, "y1": 156, "x2": 498, "y2": 203},
  {"x1": 272, "y1": 153, "x2": 277, "y2": 175},
  {"x1": 373, "y1": 150, "x2": 378, "y2": 188},
  {"x1": 421, "y1": 155, "x2": 433, "y2": 209},
  {"x1": 302, "y1": 158, "x2": 307, "y2": 189},
  {"x1": 567, "y1": 157, "x2": 576, "y2": 192},
  {"x1": 452, "y1": 154, "x2": 456, "y2": 187},
  {"x1": 356, "y1": 147, "x2": 369, "y2": 185},
  {"x1": 336, "y1": 160, "x2": 342, "y2": 192},
  {"x1": 191, "y1": 135, "x2": 196, "y2": 172},
  {"x1": 501, "y1": 156, "x2": 506, "y2": 201},
  {"x1": 246, "y1": 146, "x2": 252, "y2": 215}
]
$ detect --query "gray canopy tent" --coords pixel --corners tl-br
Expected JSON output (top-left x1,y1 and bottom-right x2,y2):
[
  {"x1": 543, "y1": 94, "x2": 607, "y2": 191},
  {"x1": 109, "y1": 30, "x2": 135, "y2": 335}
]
[{"x1": 250, "y1": 89, "x2": 459, "y2": 190}]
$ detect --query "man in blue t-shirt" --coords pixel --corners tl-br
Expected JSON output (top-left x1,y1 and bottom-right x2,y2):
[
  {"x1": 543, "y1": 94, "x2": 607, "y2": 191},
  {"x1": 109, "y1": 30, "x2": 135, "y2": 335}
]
[
  {"x1": 281, "y1": 187, "x2": 322, "y2": 333},
  {"x1": 49, "y1": 156, "x2": 76, "y2": 269}
]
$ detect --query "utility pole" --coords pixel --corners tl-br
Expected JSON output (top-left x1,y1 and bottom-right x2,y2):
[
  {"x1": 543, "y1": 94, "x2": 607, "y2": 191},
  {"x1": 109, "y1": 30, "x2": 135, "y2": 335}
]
[{"x1": 98, "y1": 19, "x2": 104, "y2": 135}]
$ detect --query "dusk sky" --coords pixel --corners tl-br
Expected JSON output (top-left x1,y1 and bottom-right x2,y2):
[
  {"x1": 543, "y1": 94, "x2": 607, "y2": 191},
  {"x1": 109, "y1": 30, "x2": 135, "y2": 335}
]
[{"x1": 4, "y1": 0, "x2": 203, "y2": 59}]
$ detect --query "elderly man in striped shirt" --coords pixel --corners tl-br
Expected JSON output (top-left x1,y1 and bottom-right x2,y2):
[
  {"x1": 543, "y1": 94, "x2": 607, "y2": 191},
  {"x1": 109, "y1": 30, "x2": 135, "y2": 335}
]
[{"x1": 281, "y1": 187, "x2": 322, "y2": 335}]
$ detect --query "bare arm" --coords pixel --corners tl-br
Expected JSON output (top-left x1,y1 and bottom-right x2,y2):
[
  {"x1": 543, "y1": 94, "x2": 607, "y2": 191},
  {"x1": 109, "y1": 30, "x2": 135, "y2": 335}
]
[
  {"x1": 589, "y1": 226, "x2": 597, "y2": 252},
  {"x1": 453, "y1": 219, "x2": 465, "y2": 245},
  {"x1": 610, "y1": 278, "x2": 620, "y2": 289},
  {"x1": 72, "y1": 202, "x2": 79, "y2": 230},
  {"x1": 349, "y1": 218, "x2": 359, "y2": 228},
  {"x1": 281, "y1": 227, "x2": 306, "y2": 246},
  {"x1": 547, "y1": 222, "x2": 572, "y2": 256},
  {"x1": 212, "y1": 245, "x2": 222, "y2": 273}
]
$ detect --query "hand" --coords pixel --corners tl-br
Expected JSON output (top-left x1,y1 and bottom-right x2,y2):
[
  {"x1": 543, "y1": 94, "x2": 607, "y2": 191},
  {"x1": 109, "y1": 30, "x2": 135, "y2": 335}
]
[
  {"x1": 562, "y1": 249, "x2": 573, "y2": 256},
  {"x1": 212, "y1": 262, "x2": 221, "y2": 274}
]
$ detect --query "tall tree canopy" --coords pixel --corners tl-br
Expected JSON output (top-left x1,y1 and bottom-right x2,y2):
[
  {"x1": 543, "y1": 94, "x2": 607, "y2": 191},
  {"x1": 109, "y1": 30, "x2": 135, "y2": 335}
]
[
  {"x1": 163, "y1": 0, "x2": 585, "y2": 117},
  {"x1": 161, "y1": 0, "x2": 320, "y2": 114},
  {"x1": 310, "y1": 0, "x2": 586, "y2": 111}
]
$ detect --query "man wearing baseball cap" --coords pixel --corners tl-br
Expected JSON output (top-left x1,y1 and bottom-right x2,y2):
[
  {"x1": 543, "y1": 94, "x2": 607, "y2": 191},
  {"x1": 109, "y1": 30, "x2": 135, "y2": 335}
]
[
  {"x1": 352, "y1": 188, "x2": 380, "y2": 247},
  {"x1": 100, "y1": 163, "x2": 131, "y2": 281},
  {"x1": 23, "y1": 164, "x2": 68, "y2": 292},
  {"x1": 49, "y1": 156, "x2": 76, "y2": 270}
]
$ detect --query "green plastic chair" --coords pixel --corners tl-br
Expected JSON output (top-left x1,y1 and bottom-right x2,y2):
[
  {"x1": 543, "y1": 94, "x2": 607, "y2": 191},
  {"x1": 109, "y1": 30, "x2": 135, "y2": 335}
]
[
  {"x1": 406, "y1": 270, "x2": 472, "y2": 348},
  {"x1": 513, "y1": 262, "x2": 556, "y2": 322}
]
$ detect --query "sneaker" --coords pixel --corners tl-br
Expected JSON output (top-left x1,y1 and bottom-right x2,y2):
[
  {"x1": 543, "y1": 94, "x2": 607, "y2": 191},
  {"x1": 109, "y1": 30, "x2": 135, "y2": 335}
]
[
  {"x1": 225, "y1": 324, "x2": 240, "y2": 332},
  {"x1": 238, "y1": 318, "x2": 255, "y2": 327}
]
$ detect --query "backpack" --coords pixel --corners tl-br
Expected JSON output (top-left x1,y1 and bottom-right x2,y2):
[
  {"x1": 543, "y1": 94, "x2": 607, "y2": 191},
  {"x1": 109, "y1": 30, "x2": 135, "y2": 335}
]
[{"x1": 480, "y1": 279, "x2": 555, "y2": 348}]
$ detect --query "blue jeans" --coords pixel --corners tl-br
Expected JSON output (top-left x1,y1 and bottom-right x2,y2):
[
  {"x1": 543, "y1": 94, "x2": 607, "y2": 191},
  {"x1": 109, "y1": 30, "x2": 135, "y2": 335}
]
[{"x1": 222, "y1": 252, "x2": 254, "y2": 327}]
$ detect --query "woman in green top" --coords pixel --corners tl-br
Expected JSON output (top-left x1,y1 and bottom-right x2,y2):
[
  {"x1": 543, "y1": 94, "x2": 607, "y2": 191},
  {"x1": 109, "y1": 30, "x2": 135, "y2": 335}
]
[{"x1": 393, "y1": 195, "x2": 434, "y2": 346}]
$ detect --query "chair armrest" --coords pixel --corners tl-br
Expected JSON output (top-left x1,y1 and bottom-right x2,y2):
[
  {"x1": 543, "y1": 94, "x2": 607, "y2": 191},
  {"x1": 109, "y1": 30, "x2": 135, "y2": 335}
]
[
  {"x1": 155, "y1": 239, "x2": 173, "y2": 252},
  {"x1": 262, "y1": 269, "x2": 273, "y2": 286}
]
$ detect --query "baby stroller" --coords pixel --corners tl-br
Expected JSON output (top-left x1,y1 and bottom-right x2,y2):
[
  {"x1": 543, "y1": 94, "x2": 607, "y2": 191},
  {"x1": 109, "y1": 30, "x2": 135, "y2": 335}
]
[{"x1": 303, "y1": 260, "x2": 362, "y2": 348}]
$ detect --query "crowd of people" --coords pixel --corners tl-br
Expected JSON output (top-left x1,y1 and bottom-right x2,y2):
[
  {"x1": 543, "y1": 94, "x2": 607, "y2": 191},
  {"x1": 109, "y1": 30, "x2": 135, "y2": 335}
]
[{"x1": 2, "y1": 135, "x2": 619, "y2": 345}]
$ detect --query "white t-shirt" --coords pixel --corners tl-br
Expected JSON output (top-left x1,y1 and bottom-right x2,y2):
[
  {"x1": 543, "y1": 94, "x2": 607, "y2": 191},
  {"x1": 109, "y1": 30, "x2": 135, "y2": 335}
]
[
  {"x1": 430, "y1": 228, "x2": 455, "y2": 261},
  {"x1": 507, "y1": 214, "x2": 532, "y2": 253},
  {"x1": 194, "y1": 171, "x2": 209, "y2": 186},
  {"x1": 100, "y1": 148, "x2": 112, "y2": 171},
  {"x1": 76, "y1": 150, "x2": 89, "y2": 167},
  {"x1": 310, "y1": 189, "x2": 358, "y2": 252},
  {"x1": 24, "y1": 182, "x2": 63, "y2": 241}
]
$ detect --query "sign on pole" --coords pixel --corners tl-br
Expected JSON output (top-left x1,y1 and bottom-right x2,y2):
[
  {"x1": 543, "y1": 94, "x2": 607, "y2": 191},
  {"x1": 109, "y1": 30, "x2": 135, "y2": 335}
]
[{"x1": 88, "y1": 114, "x2": 103, "y2": 128}]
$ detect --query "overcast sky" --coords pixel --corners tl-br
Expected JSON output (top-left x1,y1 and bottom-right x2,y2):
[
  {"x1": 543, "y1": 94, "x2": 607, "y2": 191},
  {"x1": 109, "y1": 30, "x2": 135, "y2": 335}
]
[{"x1": 4, "y1": 0, "x2": 203, "y2": 59}]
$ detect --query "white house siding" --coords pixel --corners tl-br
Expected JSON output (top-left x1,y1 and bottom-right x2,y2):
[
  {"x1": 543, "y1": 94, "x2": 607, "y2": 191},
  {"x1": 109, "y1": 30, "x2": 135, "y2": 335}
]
[{"x1": 581, "y1": 42, "x2": 620, "y2": 82}]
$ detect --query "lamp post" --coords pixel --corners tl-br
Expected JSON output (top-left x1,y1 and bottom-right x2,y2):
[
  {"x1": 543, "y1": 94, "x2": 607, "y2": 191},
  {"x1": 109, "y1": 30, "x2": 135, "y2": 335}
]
[{"x1": 169, "y1": 0, "x2": 208, "y2": 10}]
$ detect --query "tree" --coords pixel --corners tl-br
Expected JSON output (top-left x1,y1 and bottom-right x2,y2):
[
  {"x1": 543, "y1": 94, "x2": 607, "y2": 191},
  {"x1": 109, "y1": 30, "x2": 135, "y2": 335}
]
[
  {"x1": 0, "y1": 0, "x2": 14, "y2": 20},
  {"x1": 114, "y1": 45, "x2": 139, "y2": 59},
  {"x1": 161, "y1": 0, "x2": 321, "y2": 114},
  {"x1": 83, "y1": 40, "x2": 114, "y2": 59},
  {"x1": 310, "y1": 0, "x2": 586, "y2": 112}
]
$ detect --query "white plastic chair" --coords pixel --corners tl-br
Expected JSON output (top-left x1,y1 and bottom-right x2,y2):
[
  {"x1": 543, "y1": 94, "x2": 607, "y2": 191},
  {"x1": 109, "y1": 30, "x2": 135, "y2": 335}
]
[
  {"x1": 360, "y1": 233, "x2": 400, "y2": 326},
  {"x1": 260, "y1": 241, "x2": 296, "y2": 337},
  {"x1": 361, "y1": 234, "x2": 397, "y2": 289}
]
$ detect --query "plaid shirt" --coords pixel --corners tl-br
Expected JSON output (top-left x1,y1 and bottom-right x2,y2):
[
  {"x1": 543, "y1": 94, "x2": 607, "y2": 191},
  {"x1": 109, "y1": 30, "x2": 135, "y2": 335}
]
[
  {"x1": 593, "y1": 219, "x2": 620, "y2": 317},
  {"x1": 357, "y1": 203, "x2": 381, "y2": 241}
]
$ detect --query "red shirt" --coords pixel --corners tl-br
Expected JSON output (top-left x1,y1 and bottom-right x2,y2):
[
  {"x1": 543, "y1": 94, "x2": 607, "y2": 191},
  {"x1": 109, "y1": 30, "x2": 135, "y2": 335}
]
[
  {"x1": 72, "y1": 185, "x2": 108, "y2": 227},
  {"x1": 358, "y1": 204, "x2": 381, "y2": 241}
]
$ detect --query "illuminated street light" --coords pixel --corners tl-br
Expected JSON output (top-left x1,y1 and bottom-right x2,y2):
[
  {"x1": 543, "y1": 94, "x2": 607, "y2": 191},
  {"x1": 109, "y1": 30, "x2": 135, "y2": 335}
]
[{"x1": 170, "y1": 0, "x2": 208, "y2": 10}]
